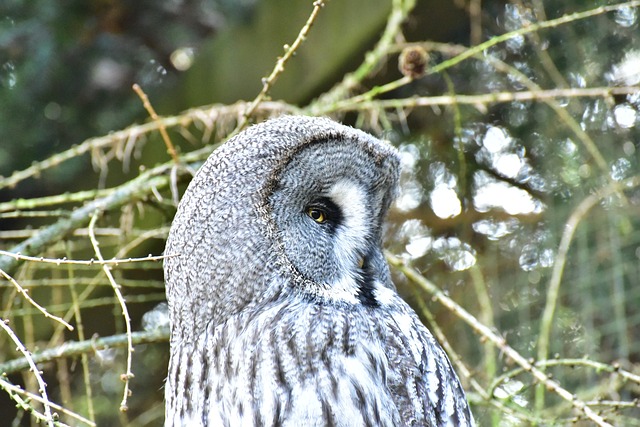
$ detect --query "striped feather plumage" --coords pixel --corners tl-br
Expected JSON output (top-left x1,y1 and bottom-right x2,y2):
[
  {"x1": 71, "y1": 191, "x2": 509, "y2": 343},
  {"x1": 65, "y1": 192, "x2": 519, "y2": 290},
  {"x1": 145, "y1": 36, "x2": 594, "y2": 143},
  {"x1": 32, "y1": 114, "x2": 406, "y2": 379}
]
[{"x1": 164, "y1": 116, "x2": 474, "y2": 426}]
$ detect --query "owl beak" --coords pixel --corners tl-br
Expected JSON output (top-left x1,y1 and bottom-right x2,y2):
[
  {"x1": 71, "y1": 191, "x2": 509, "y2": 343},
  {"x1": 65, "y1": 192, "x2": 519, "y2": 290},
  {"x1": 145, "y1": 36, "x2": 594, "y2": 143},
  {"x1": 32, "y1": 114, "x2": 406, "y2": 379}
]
[{"x1": 357, "y1": 257, "x2": 365, "y2": 269}]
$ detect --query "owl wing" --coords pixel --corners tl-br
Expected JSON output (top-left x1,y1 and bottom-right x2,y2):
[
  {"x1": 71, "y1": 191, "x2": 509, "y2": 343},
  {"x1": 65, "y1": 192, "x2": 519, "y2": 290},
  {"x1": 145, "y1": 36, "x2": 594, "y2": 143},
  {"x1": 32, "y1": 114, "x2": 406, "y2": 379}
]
[{"x1": 382, "y1": 302, "x2": 474, "y2": 426}]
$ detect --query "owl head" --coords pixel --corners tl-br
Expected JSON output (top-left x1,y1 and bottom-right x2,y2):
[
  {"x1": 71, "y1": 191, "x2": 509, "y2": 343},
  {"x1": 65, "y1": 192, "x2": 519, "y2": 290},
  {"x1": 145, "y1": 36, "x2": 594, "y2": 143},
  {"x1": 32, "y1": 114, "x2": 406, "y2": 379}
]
[{"x1": 164, "y1": 116, "x2": 400, "y2": 340}]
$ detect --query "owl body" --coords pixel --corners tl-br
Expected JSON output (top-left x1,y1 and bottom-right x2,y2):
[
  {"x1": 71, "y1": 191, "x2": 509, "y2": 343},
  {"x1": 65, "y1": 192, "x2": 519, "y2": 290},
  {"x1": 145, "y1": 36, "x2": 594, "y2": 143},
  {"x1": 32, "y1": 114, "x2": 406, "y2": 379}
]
[{"x1": 164, "y1": 116, "x2": 474, "y2": 426}]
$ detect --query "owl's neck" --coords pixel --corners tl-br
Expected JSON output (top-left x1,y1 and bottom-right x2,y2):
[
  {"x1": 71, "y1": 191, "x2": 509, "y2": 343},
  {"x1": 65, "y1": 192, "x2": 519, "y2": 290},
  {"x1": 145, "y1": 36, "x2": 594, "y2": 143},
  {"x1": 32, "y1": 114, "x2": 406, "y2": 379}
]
[{"x1": 165, "y1": 293, "x2": 399, "y2": 426}]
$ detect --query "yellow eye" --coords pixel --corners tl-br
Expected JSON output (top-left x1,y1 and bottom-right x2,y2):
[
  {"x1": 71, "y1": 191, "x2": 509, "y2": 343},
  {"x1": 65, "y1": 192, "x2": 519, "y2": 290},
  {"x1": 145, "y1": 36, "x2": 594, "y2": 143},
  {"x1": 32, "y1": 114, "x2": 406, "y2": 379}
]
[{"x1": 307, "y1": 208, "x2": 326, "y2": 223}]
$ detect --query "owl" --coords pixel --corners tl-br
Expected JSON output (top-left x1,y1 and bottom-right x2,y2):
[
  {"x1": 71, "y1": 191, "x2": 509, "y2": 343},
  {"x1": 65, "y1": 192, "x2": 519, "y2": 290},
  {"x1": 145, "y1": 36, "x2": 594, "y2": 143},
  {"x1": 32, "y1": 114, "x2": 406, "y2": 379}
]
[{"x1": 164, "y1": 116, "x2": 474, "y2": 426}]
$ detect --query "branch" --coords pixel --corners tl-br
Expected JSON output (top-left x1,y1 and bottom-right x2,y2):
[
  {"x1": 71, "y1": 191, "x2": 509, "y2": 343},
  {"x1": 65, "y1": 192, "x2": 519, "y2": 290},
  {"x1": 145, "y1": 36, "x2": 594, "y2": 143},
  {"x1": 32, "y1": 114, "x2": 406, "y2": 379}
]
[
  {"x1": 308, "y1": 0, "x2": 417, "y2": 112},
  {"x1": 132, "y1": 83, "x2": 179, "y2": 164},
  {"x1": 0, "y1": 101, "x2": 297, "y2": 191},
  {"x1": 238, "y1": 0, "x2": 327, "y2": 130},
  {"x1": 0, "y1": 268, "x2": 73, "y2": 330},
  {"x1": 0, "y1": 250, "x2": 173, "y2": 266},
  {"x1": 327, "y1": 86, "x2": 639, "y2": 112},
  {"x1": 536, "y1": 175, "x2": 640, "y2": 408},
  {"x1": 0, "y1": 319, "x2": 55, "y2": 427},
  {"x1": 0, "y1": 169, "x2": 171, "y2": 276},
  {"x1": 0, "y1": 329, "x2": 169, "y2": 375},
  {"x1": 87, "y1": 213, "x2": 134, "y2": 412},
  {"x1": 428, "y1": 1, "x2": 640, "y2": 76},
  {"x1": 386, "y1": 252, "x2": 615, "y2": 427},
  {"x1": 0, "y1": 376, "x2": 91, "y2": 426}
]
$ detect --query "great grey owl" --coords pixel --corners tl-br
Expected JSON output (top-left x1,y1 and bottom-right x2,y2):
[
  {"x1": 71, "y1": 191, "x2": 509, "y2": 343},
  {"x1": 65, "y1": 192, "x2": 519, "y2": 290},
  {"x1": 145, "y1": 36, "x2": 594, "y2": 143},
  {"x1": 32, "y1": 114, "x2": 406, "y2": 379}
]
[{"x1": 164, "y1": 115, "x2": 474, "y2": 426}]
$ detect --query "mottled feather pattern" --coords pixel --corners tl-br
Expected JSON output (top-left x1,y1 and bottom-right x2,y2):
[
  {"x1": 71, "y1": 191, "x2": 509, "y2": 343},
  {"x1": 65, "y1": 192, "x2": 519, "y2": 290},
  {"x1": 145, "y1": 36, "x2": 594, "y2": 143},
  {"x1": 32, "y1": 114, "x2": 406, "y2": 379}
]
[
  {"x1": 168, "y1": 282, "x2": 471, "y2": 426},
  {"x1": 164, "y1": 116, "x2": 474, "y2": 426}
]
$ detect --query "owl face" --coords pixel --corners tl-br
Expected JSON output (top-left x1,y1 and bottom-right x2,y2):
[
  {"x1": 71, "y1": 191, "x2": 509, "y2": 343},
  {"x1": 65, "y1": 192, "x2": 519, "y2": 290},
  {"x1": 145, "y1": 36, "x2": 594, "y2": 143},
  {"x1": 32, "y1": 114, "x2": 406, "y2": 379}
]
[
  {"x1": 268, "y1": 139, "x2": 399, "y2": 306},
  {"x1": 164, "y1": 116, "x2": 401, "y2": 335}
]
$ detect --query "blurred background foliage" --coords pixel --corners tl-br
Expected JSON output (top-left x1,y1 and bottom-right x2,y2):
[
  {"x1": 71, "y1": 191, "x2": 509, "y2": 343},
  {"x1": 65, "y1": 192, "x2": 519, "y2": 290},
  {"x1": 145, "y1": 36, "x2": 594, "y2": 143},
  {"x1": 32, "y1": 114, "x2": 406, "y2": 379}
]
[{"x1": 1, "y1": 0, "x2": 640, "y2": 425}]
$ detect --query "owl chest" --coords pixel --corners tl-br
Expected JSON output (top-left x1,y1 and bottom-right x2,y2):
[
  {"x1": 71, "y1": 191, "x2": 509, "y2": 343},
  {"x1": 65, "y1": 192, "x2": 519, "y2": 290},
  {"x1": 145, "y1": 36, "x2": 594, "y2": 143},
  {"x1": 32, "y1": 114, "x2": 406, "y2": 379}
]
[{"x1": 191, "y1": 306, "x2": 403, "y2": 426}]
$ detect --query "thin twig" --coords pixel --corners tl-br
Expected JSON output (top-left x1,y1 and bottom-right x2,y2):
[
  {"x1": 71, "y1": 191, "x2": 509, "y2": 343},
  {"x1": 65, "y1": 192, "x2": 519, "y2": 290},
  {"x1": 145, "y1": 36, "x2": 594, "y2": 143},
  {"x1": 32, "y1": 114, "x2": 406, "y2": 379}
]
[
  {"x1": 0, "y1": 250, "x2": 173, "y2": 266},
  {"x1": 406, "y1": 40, "x2": 630, "y2": 203},
  {"x1": 490, "y1": 357, "x2": 640, "y2": 397},
  {"x1": 468, "y1": 0, "x2": 482, "y2": 46},
  {"x1": 322, "y1": 86, "x2": 639, "y2": 113},
  {"x1": 309, "y1": 0, "x2": 417, "y2": 111},
  {"x1": 0, "y1": 227, "x2": 164, "y2": 241},
  {"x1": 312, "y1": 1, "x2": 640, "y2": 117},
  {"x1": 0, "y1": 268, "x2": 73, "y2": 331},
  {"x1": 132, "y1": 83, "x2": 179, "y2": 164},
  {"x1": 115, "y1": 229, "x2": 170, "y2": 259},
  {"x1": 0, "y1": 148, "x2": 193, "y2": 275},
  {"x1": 475, "y1": 48, "x2": 622, "y2": 189},
  {"x1": 0, "y1": 189, "x2": 109, "y2": 213},
  {"x1": 0, "y1": 101, "x2": 296, "y2": 192},
  {"x1": 0, "y1": 210, "x2": 70, "y2": 219},
  {"x1": 0, "y1": 329, "x2": 169, "y2": 375},
  {"x1": 414, "y1": 291, "x2": 543, "y2": 424},
  {"x1": 386, "y1": 253, "x2": 614, "y2": 427},
  {"x1": 536, "y1": 175, "x2": 640, "y2": 408},
  {"x1": 0, "y1": 319, "x2": 55, "y2": 427},
  {"x1": 0, "y1": 376, "x2": 93, "y2": 426},
  {"x1": 65, "y1": 243, "x2": 95, "y2": 423},
  {"x1": 428, "y1": 1, "x2": 640, "y2": 76},
  {"x1": 238, "y1": 0, "x2": 326, "y2": 130},
  {"x1": 87, "y1": 213, "x2": 134, "y2": 412},
  {"x1": 9, "y1": 293, "x2": 166, "y2": 321},
  {"x1": 514, "y1": 0, "x2": 568, "y2": 89},
  {"x1": 319, "y1": 75, "x2": 412, "y2": 114}
]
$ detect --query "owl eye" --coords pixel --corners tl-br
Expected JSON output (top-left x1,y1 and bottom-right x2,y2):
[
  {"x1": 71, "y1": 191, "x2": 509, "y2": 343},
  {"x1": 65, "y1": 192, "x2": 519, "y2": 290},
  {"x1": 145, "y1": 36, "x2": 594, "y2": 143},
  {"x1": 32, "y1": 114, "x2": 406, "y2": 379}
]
[
  {"x1": 305, "y1": 198, "x2": 343, "y2": 229},
  {"x1": 307, "y1": 207, "x2": 327, "y2": 223}
]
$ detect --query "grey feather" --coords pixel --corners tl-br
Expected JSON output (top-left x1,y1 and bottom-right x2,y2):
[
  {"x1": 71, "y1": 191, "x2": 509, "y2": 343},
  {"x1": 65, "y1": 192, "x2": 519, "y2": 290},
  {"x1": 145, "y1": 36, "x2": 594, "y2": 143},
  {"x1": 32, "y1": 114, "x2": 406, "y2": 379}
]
[{"x1": 164, "y1": 115, "x2": 474, "y2": 426}]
